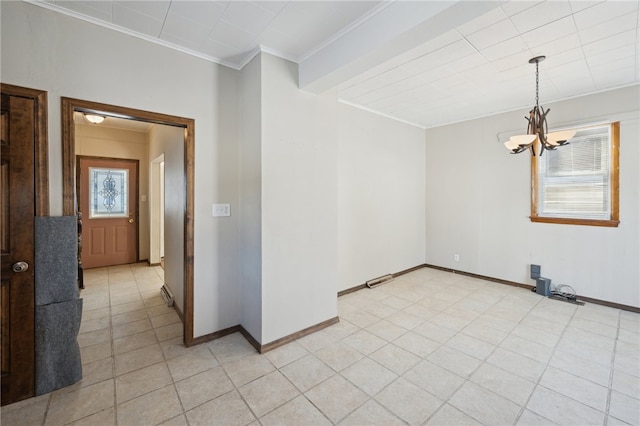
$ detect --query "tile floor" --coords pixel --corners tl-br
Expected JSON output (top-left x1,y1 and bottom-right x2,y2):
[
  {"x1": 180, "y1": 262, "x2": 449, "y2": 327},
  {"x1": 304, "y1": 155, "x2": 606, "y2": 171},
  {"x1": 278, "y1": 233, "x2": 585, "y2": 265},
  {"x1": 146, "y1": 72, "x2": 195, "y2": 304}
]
[{"x1": 1, "y1": 264, "x2": 639, "y2": 425}]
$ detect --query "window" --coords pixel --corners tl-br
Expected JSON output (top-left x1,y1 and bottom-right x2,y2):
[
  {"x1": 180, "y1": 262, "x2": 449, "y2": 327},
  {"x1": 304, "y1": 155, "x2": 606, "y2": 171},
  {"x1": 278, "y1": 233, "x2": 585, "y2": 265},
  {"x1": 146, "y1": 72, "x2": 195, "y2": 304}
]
[
  {"x1": 89, "y1": 167, "x2": 129, "y2": 218},
  {"x1": 531, "y1": 122, "x2": 619, "y2": 227}
]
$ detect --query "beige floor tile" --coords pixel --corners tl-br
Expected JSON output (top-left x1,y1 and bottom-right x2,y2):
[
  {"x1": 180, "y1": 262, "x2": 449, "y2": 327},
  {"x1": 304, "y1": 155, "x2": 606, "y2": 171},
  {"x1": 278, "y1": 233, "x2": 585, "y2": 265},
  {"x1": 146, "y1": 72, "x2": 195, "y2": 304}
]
[
  {"x1": 539, "y1": 367, "x2": 608, "y2": 411},
  {"x1": 112, "y1": 318, "x2": 152, "y2": 339},
  {"x1": 445, "y1": 333, "x2": 496, "y2": 360},
  {"x1": 404, "y1": 360, "x2": 465, "y2": 400},
  {"x1": 263, "y1": 341, "x2": 309, "y2": 368},
  {"x1": 341, "y1": 310, "x2": 381, "y2": 329},
  {"x1": 159, "y1": 414, "x2": 189, "y2": 426},
  {"x1": 146, "y1": 303, "x2": 178, "y2": 318},
  {"x1": 115, "y1": 362, "x2": 173, "y2": 403},
  {"x1": 80, "y1": 340, "x2": 112, "y2": 364},
  {"x1": 260, "y1": 395, "x2": 332, "y2": 426},
  {"x1": 281, "y1": 354, "x2": 335, "y2": 392},
  {"x1": 208, "y1": 332, "x2": 257, "y2": 364},
  {"x1": 362, "y1": 301, "x2": 398, "y2": 319},
  {"x1": 341, "y1": 357, "x2": 397, "y2": 396},
  {"x1": 113, "y1": 329, "x2": 158, "y2": 355},
  {"x1": 412, "y1": 321, "x2": 457, "y2": 343},
  {"x1": 305, "y1": 374, "x2": 368, "y2": 423},
  {"x1": 315, "y1": 341, "x2": 363, "y2": 371},
  {"x1": 79, "y1": 315, "x2": 111, "y2": 334},
  {"x1": 56, "y1": 357, "x2": 114, "y2": 394},
  {"x1": 111, "y1": 309, "x2": 148, "y2": 326},
  {"x1": 296, "y1": 329, "x2": 338, "y2": 352},
  {"x1": 322, "y1": 319, "x2": 359, "y2": 340},
  {"x1": 110, "y1": 300, "x2": 146, "y2": 315},
  {"x1": 609, "y1": 390, "x2": 640, "y2": 425},
  {"x1": 77, "y1": 328, "x2": 111, "y2": 348},
  {"x1": 155, "y1": 322, "x2": 184, "y2": 342},
  {"x1": 526, "y1": 386, "x2": 605, "y2": 425},
  {"x1": 375, "y1": 377, "x2": 442, "y2": 425},
  {"x1": 68, "y1": 407, "x2": 115, "y2": 426},
  {"x1": 499, "y1": 334, "x2": 553, "y2": 363},
  {"x1": 175, "y1": 366, "x2": 234, "y2": 411},
  {"x1": 460, "y1": 322, "x2": 508, "y2": 345},
  {"x1": 562, "y1": 327, "x2": 616, "y2": 351},
  {"x1": 1, "y1": 395, "x2": 49, "y2": 426},
  {"x1": 427, "y1": 345, "x2": 482, "y2": 378},
  {"x1": 114, "y1": 343, "x2": 164, "y2": 376},
  {"x1": 239, "y1": 371, "x2": 300, "y2": 418},
  {"x1": 342, "y1": 330, "x2": 387, "y2": 355},
  {"x1": 117, "y1": 384, "x2": 182, "y2": 425},
  {"x1": 515, "y1": 409, "x2": 555, "y2": 426},
  {"x1": 571, "y1": 316, "x2": 619, "y2": 338},
  {"x1": 366, "y1": 319, "x2": 408, "y2": 341},
  {"x1": 449, "y1": 381, "x2": 520, "y2": 426},
  {"x1": 150, "y1": 310, "x2": 181, "y2": 328},
  {"x1": 425, "y1": 403, "x2": 482, "y2": 426},
  {"x1": 370, "y1": 343, "x2": 421, "y2": 375},
  {"x1": 549, "y1": 348, "x2": 611, "y2": 386},
  {"x1": 110, "y1": 292, "x2": 142, "y2": 307},
  {"x1": 186, "y1": 390, "x2": 255, "y2": 426},
  {"x1": 428, "y1": 313, "x2": 471, "y2": 332},
  {"x1": 45, "y1": 379, "x2": 114, "y2": 425},
  {"x1": 167, "y1": 346, "x2": 219, "y2": 381},
  {"x1": 510, "y1": 323, "x2": 561, "y2": 348},
  {"x1": 470, "y1": 363, "x2": 535, "y2": 405},
  {"x1": 223, "y1": 352, "x2": 276, "y2": 387},
  {"x1": 614, "y1": 352, "x2": 640, "y2": 377},
  {"x1": 385, "y1": 310, "x2": 424, "y2": 329},
  {"x1": 392, "y1": 331, "x2": 439, "y2": 357},
  {"x1": 486, "y1": 348, "x2": 546, "y2": 382},
  {"x1": 339, "y1": 399, "x2": 405, "y2": 426},
  {"x1": 612, "y1": 368, "x2": 640, "y2": 398},
  {"x1": 81, "y1": 306, "x2": 111, "y2": 321},
  {"x1": 556, "y1": 338, "x2": 614, "y2": 367}
]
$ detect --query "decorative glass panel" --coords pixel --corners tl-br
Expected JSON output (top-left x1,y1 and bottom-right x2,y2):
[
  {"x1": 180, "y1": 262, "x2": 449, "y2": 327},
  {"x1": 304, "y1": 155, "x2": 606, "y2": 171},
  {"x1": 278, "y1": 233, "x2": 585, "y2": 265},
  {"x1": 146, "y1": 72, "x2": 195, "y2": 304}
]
[{"x1": 89, "y1": 167, "x2": 128, "y2": 218}]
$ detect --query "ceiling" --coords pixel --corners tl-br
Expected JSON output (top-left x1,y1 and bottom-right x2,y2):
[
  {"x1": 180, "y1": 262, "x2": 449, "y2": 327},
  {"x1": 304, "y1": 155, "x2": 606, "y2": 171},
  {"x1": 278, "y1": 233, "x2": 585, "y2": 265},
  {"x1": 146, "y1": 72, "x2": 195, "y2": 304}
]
[{"x1": 37, "y1": 0, "x2": 640, "y2": 129}]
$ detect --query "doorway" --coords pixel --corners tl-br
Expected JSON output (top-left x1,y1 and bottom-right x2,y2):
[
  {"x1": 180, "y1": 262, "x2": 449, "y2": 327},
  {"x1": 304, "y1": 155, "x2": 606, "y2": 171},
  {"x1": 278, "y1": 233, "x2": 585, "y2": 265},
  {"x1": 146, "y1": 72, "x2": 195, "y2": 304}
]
[{"x1": 61, "y1": 98, "x2": 196, "y2": 346}]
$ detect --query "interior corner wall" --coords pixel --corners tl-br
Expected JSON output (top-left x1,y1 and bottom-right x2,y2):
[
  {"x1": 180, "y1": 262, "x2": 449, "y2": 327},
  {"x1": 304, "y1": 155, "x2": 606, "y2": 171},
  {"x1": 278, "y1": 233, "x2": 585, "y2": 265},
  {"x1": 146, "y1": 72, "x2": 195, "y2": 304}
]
[
  {"x1": 239, "y1": 54, "x2": 263, "y2": 342},
  {"x1": 260, "y1": 53, "x2": 338, "y2": 344},
  {"x1": 75, "y1": 124, "x2": 150, "y2": 261},
  {"x1": 337, "y1": 103, "x2": 426, "y2": 291},
  {"x1": 425, "y1": 85, "x2": 640, "y2": 308},
  {"x1": 148, "y1": 125, "x2": 184, "y2": 313},
  {"x1": 1, "y1": 1, "x2": 242, "y2": 338}
]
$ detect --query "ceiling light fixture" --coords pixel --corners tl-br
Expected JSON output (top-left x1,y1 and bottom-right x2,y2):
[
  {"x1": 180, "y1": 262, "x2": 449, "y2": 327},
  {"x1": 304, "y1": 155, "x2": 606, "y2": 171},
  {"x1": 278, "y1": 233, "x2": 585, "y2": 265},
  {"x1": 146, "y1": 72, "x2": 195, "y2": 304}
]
[
  {"x1": 504, "y1": 56, "x2": 575, "y2": 156},
  {"x1": 84, "y1": 113, "x2": 106, "y2": 124}
]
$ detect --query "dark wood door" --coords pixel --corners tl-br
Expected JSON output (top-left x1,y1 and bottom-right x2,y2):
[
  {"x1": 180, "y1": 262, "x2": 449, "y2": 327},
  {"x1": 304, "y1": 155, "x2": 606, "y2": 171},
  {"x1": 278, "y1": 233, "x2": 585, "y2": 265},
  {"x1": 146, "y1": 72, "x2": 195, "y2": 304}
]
[
  {"x1": 78, "y1": 157, "x2": 138, "y2": 269},
  {"x1": 0, "y1": 93, "x2": 36, "y2": 405}
]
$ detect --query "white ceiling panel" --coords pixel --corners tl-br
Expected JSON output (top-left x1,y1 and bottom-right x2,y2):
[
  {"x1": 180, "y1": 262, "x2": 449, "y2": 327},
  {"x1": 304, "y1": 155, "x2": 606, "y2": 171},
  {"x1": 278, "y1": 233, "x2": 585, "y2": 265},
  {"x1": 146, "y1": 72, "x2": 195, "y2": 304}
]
[
  {"x1": 509, "y1": 1, "x2": 572, "y2": 34},
  {"x1": 113, "y1": 1, "x2": 170, "y2": 20},
  {"x1": 112, "y1": 3, "x2": 163, "y2": 37},
  {"x1": 167, "y1": 1, "x2": 226, "y2": 27},
  {"x1": 573, "y1": 0, "x2": 638, "y2": 29},
  {"x1": 39, "y1": 0, "x2": 639, "y2": 130},
  {"x1": 466, "y1": 18, "x2": 520, "y2": 50}
]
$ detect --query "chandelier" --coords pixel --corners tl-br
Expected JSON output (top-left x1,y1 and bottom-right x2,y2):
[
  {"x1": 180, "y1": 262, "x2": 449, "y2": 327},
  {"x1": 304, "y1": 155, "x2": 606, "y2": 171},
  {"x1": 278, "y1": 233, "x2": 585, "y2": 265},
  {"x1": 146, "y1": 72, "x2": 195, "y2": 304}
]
[{"x1": 504, "y1": 56, "x2": 575, "y2": 156}]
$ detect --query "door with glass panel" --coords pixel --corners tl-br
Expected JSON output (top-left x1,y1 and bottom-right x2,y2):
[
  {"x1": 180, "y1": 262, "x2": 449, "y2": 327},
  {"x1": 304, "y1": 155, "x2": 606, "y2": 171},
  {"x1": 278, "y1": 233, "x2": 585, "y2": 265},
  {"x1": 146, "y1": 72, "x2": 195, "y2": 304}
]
[{"x1": 78, "y1": 157, "x2": 138, "y2": 269}]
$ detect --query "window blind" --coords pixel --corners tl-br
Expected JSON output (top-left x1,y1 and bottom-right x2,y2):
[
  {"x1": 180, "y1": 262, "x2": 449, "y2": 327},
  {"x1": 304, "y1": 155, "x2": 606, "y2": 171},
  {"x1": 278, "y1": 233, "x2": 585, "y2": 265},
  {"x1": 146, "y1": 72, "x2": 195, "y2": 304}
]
[{"x1": 537, "y1": 125, "x2": 611, "y2": 220}]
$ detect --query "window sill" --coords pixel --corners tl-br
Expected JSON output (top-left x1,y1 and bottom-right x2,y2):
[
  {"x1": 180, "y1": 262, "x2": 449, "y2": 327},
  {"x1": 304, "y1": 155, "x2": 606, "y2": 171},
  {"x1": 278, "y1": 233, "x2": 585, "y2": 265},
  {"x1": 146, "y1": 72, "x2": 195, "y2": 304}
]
[{"x1": 530, "y1": 216, "x2": 620, "y2": 227}]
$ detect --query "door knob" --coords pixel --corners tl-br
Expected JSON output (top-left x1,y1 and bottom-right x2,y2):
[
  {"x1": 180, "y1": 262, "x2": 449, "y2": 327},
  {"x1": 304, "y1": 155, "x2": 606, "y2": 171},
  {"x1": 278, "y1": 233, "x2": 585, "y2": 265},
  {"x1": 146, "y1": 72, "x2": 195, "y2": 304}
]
[
  {"x1": 12, "y1": 261, "x2": 29, "y2": 273},
  {"x1": 128, "y1": 218, "x2": 134, "y2": 224}
]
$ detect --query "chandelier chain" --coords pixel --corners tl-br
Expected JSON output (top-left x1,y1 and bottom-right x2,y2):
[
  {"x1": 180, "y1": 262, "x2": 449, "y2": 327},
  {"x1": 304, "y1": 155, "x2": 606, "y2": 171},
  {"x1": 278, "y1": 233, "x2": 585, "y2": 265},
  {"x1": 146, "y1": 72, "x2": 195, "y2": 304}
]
[{"x1": 535, "y1": 60, "x2": 539, "y2": 108}]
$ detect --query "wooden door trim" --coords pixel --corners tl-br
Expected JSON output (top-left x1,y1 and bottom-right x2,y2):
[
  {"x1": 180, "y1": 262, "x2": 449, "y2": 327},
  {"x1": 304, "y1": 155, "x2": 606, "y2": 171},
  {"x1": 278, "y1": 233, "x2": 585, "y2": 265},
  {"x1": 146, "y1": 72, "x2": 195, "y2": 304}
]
[
  {"x1": 62, "y1": 98, "x2": 195, "y2": 346},
  {"x1": 76, "y1": 156, "x2": 141, "y2": 264},
  {"x1": 0, "y1": 84, "x2": 49, "y2": 216}
]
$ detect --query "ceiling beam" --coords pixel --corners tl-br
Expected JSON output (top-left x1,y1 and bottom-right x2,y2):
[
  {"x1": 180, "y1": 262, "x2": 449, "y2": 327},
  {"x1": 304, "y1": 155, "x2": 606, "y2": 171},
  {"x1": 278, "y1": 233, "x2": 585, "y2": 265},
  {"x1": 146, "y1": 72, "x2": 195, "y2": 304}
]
[{"x1": 298, "y1": 1, "x2": 505, "y2": 94}]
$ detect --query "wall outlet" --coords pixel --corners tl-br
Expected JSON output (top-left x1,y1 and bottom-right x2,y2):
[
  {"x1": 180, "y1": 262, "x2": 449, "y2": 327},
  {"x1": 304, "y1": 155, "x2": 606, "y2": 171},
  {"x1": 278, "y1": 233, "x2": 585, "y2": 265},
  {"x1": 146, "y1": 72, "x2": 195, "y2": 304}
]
[
  {"x1": 212, "y1": 203, "x2": 230, "y2": 217},
  {"x1": 454, "y1": 253, "x2": 460, "y2": 262}
]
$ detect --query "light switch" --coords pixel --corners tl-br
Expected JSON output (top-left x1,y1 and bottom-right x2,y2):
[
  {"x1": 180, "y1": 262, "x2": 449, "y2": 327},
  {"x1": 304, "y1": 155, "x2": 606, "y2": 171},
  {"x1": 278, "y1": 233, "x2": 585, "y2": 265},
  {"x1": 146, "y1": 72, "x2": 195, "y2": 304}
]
[{"x1": 212, "y1": 203, "x2": 230, "y2": 217}]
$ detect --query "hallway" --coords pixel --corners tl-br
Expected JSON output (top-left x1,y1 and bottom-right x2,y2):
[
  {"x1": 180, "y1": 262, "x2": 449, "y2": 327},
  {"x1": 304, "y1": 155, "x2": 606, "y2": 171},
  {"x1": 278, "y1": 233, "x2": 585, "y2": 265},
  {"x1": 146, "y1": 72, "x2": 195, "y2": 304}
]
[{"x1": 1, "y1": 264, "x2": 638, "y2": 425}]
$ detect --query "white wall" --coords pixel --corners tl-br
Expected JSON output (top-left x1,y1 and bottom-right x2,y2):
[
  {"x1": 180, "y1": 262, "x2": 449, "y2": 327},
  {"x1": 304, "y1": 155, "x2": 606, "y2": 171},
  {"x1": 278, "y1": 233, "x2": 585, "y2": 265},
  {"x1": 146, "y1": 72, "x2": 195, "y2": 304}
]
[
  {"x1": 1, "y1": 1, "x2": 241, "y2": 337},
  {"x1": 337, "y1": 103, "x2": 426, "y2": 291},
  {"x1": 239, "y1": 54, "x2": 263, "y2": 341},
  {"x1": 148, "y1": 126, "x2": 184, "y2": 313},
  {"x1": 425, "y1": 85, "x2": 640, "y2": 308},
  {"x1": 260, "y1": 54, "x2": 338, "y2": 343},
  {"x1": 75, "y1": 124, "x2": 150, "y2": 261}
]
